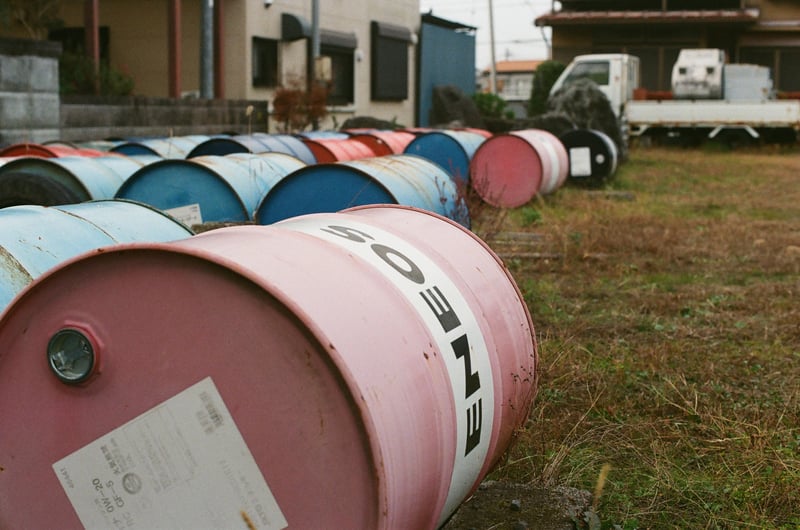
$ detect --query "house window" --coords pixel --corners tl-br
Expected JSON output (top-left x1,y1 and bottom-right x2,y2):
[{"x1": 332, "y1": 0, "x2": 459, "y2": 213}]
[
  {"x1": 49, "y1": 27, "x2": 110, "y2": 60},
  {"x1": 252, "y1": 37, "x2": 278, "y2": 88},
  {"x1": 321, "y1": 45, "x2": 354, "y2": 105},
  {"x1": 371, "y1": 21, "x2": 412, "y2": 101}
]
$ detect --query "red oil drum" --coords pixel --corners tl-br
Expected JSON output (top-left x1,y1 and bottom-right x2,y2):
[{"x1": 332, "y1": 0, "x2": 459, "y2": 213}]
[
  {"x1": 302, "y1": 137, "x2": 378, "y2": 162},
  {"x1": 348, "y1": 130, "x2": 416, "y2": 155},
  {"x1": 0, "y1": 205, "x2": 537, "y2": 529},
  {"x1": 0, "y1": 143, "x2": 107, "y2": 158},
  {"x1": 469, "y1": 128, "x2": 568, "y2": 207}
]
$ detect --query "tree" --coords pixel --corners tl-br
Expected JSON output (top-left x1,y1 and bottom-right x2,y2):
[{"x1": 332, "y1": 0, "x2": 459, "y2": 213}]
[
  {"x1": 1, "y1": 0, "x2": 63, "y2": 40},
  {"x1": 272, "y1": 76, "x2": 330, "y2": 133},
  {"x1": 528, "y1": 60, "x2": 566, "y2": 117}
]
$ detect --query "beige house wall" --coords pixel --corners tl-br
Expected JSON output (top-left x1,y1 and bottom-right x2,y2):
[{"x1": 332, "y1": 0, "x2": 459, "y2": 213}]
[{"x1": 13, "y1": 0, "x2": 419, "y2": 130}]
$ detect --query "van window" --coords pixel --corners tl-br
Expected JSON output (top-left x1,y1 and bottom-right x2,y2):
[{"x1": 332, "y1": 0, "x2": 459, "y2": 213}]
[{"x1": 563, "y1": 61, "x2": 610, "y2": 86}]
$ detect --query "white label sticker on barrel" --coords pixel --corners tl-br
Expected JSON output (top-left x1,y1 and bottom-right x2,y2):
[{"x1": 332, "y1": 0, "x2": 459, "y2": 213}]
[
  {"x1": 569, "y1": 146, "x2": 592, "y2": 177},
  {"x1": 282, "y1": 216, "x2": 495, "y2": 525},
  {"x1": 52, "y1": 377, "x2": 288, "y2": 530},
  {"x1": 165, "y1": 203, "x2": 203, "y2": 226}
]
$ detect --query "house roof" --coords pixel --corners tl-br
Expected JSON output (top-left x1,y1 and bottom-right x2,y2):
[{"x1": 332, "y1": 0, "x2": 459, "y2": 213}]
[
  {"x1": 421, "y1": 12, "x2": 477, "y2": 33},
  {"x1": 484, "y1": 60, "x2": 544, "y2": 74},
  {"x1": 535, "y1": 9, "x2": 760, "y2": 27}
]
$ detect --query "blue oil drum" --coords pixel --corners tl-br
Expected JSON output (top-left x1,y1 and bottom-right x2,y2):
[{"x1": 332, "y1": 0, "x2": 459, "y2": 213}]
[
  {"x1": 0, "y1": 199, "x2": 193, "y2": 312},
  {"x1": 116, "y1": 155, "x2": 279, "y2": 224},
  {"x1": 255, "y1": 154, "x2": 469, "y2": 228},
  {"x1": 403, "y1": 130, "x2": 486, "y2": 186}
]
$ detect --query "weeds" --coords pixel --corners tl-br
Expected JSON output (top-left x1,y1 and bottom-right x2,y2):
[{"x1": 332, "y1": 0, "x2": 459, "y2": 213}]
[{"x1": 473, "y1": 146, "x2": 800, "y2": 528}]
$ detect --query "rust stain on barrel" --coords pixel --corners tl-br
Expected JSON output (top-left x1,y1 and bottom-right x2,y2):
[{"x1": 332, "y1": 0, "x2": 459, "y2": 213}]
[{"x1": 0, "y1": 246, "x2": 33, "y2": 285}]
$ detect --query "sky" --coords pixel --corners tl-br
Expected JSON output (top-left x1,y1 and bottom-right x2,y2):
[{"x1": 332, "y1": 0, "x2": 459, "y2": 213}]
[{"x1": 419, "y1": 0, "x2": 557, "y2": 71}]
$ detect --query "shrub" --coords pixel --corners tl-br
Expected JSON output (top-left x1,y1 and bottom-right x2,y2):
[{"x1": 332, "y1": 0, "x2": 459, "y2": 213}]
[
  {"x1": 528, "y1": 60, "x2": 566, "y2": 117},
  {"x1": 59, "y1": 52, "x2": 134, "y2": 96},
  {"x1": 472, "y1": 91, "x2": 514, "y2": 120}
]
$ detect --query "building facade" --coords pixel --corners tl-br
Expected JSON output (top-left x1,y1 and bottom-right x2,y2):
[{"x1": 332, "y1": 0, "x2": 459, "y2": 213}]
[
  {"x1": 22, "y1": 0, "x2": 421, "y2": 131},
  {"x1": 535, "y1": 0, "x2": 800, "y2": 93}
]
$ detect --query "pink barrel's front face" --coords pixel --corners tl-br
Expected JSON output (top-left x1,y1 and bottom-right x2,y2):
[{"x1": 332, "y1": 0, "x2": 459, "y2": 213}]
[
  {"x1": 0, "y1": 206, "x2": 537, "y2": 529},
  {"x1": 469, "y1": 134, "x2": 544, "y2": 208}
]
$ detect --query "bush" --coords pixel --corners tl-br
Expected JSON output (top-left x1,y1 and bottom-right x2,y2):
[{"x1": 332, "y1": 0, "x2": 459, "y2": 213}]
[
  {"x1": 528, "y1": 60, "x2": 565, "y2": 117},
  {"x1": 59, "y1": 52, "x2": 134, "y2": 96},
  {"x1": 272, "y1": 78, "x2": 329, "y2": 133},
  {"x1": 472, "y1": 92, "x2": 514, "y2": 120}
]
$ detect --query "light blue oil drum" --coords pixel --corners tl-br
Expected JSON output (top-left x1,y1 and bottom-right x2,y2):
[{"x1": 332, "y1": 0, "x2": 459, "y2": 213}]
[
  {"x1": 252, "y1": 133, "x2": 317, "y2": 164},
  {"x1": 224, "y1": 152, "x2": 307, "y2": 190},
  {"x1": 110, "y1": 135, "x2": 209, "y2": 159},
  {"x1": 0, "y1": 156, "x2": 135, "y2": 207},
  {"x1": 0, "y1": 199, "x2": 193, "y2": 313},
  {"x1": 403, "y1": 130, "x2": 486, "y2": 186},
  {"x1": 115, "y1": 155, "x2": 278, "y2": 224},
  {"x1": 255, "y1": 154, "x2": 469, "y2": 228}
]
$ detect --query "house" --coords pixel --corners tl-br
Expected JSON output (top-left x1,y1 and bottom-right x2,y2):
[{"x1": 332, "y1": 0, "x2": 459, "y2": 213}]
[
  {"x1": 478, "y1": 59, "x2": 543, "y2": 118},
  {"x1": 4, "y1": 0, "x2": 430, "y2": 132},
  {"x1": 535, "y1": 0, "x2": 800, "y2": 93}
]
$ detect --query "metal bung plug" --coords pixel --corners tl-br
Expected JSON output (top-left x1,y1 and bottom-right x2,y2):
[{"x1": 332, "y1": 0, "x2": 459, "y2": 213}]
[{"x1": 47, "y1": 328, "x2": 96, "y2": 383}]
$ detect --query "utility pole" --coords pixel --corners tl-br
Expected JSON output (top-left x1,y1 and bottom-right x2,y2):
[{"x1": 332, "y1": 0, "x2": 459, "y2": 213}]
[
  {"x1": 488, "y1": 0, "x2": 497, "y2": 93},
  {"x1": 200, "y1": 0, "x2": 214, "y2": 98}
]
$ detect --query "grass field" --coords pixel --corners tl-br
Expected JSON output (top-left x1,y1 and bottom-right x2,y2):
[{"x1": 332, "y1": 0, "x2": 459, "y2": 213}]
[{"x1": 472, "y1": 145, "x2": 800, "y2": 529}]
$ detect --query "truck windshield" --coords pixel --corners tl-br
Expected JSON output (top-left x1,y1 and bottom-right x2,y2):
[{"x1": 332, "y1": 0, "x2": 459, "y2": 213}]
[{"x1": 563, "y1": 61, "x2": 610, "y2": 86}]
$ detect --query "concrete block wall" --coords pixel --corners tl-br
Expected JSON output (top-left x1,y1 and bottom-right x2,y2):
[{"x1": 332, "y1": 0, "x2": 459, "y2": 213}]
[
  {"x1": 59, "y1": 96, "x2": 270, "y2": 143},
  {"x1": 0, "y1": 39, "x2": 62, "y2": 145},
  {"x1": 0, "y1": 38, "x2": 270, "y2": 147}
]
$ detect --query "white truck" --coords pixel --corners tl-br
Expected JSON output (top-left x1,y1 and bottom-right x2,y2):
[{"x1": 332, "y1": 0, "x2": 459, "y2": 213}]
[{"x1": 550, "y1": 49, "x2": 800, "y2": 144}]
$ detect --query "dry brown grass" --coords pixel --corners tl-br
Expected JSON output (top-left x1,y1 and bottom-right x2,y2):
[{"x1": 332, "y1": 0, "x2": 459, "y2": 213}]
[{"x1": 472, "y1": 146, "x2": 800, "y2": 529}]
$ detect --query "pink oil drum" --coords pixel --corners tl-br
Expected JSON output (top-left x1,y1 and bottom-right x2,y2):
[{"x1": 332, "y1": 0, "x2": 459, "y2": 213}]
[{"x1": 0, "y1": 205, "x2": 537, "y2": 529}]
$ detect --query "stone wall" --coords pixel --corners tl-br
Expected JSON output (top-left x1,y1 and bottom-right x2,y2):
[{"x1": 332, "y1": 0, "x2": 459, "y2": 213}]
[
  {"x1": 0, "y1": 38, "x2": 270, "y2": 147},
  {"x1": 58, "y1": 96, "x2": 270, "y2": 143},
  {"x1": 0, "y1": 39, "x2": 61, "y2": 145}
]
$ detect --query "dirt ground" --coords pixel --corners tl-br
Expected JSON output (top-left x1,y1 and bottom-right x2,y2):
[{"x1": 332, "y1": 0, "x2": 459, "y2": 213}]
[{"x1": 442, "y1": 481, "x2": 594, "y2": 530}]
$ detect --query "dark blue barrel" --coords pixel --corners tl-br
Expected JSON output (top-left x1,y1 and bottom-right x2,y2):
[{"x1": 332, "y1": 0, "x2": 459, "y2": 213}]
[
  {"x1": 0, "y1": 156, "x2": 133, "y2": 207},
  {"x1": 187, "y1": 135, "x2": 272, "y2": 158},
  {"x1": 252, "y1": 133, "x2": 317, "y2": 164},
  {"x1": 116, "y1": 155, "x2": 278, "y2": 224},
  {"x1": 255, "y1": 154, "x2": 469, "y2": 228},
  {"x1": 559, "y1": 129, "x2": 619, "y2": 186},
  {"x1": 403, "y1": 130, "x2": 486, "y2": 186},
  {"x1": 0, "y1": 199, "x2": 193, "y2": 312}
]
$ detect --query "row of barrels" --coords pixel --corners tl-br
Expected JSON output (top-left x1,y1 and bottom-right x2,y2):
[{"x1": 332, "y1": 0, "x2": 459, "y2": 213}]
[
  {"x1": 0, "y1": 127, "x2": 618, "y2": 219},
  {"x1": 0, "y1": 124, "x2": 621, "y2": 527}
]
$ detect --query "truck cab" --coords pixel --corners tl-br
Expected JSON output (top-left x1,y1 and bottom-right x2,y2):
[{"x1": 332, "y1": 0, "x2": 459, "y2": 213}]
[{"x1": 549, "y1": 53, "x2": 640, "y2": 117}]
